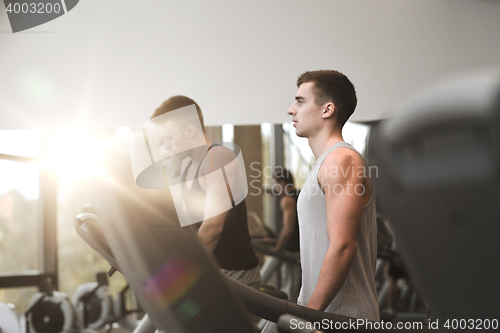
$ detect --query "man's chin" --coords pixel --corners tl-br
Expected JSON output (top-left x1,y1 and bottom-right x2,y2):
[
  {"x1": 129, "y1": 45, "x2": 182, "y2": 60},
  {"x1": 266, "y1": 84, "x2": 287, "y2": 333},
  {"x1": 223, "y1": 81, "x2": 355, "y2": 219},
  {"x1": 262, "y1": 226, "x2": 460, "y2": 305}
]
[{"x1": 295, "y1": 130, "x2": 306, "y2": 138}]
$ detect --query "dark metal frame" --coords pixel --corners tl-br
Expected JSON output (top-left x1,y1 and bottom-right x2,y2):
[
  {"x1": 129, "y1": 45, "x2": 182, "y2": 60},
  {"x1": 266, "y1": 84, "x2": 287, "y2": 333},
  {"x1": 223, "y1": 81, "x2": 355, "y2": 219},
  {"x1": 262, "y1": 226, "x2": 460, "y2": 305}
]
[{"x1": 270, "y1": 124, "x2": 284, "y2": 232}]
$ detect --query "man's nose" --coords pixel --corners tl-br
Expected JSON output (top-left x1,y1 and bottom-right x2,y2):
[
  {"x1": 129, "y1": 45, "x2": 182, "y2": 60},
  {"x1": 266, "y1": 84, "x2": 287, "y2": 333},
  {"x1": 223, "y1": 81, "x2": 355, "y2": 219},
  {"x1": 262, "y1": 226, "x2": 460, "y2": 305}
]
[{"x1": 287, "y1": 105, "x2": 295, "y2": 116}]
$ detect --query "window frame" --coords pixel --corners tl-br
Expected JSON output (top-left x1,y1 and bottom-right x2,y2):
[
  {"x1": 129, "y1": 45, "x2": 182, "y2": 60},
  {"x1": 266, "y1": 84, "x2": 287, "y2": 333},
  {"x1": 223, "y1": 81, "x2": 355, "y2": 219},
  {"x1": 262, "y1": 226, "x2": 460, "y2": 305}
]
[{"x1": 0, "y1": 133, "x2": 58, "y2": 290}]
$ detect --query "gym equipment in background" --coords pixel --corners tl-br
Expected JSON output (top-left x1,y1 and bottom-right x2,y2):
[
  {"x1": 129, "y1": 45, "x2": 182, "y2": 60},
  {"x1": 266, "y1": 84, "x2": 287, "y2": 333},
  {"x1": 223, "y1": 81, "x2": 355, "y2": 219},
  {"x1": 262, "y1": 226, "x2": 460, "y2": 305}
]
[
  {"x1": 25, "y1": 278, "x2": 81, "y2": 333},
  {"x1": 72, "y1": 272, "x2": 115, "y2": 331},
  {"x1": 0, "y1": 302, "x2": 25, "y2": 333},
  {"x1": 72, "y1": 271, "x2": 141, "y2": 332}
]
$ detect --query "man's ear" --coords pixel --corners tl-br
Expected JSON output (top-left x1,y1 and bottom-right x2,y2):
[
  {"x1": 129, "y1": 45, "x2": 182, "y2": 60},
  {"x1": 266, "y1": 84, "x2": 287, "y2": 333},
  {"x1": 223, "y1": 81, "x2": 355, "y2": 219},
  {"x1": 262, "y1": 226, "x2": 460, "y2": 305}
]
[{"x1": 322, "y1": 102, "x2": 335, "y2": 119}]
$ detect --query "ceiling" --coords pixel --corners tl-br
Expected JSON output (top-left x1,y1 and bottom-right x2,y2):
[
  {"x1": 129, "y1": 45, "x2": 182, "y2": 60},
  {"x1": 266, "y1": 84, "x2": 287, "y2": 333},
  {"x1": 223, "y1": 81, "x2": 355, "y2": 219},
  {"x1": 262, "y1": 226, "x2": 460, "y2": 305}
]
[{"x1": 1, "y1": 0, "x2": 499, "y2": 129}]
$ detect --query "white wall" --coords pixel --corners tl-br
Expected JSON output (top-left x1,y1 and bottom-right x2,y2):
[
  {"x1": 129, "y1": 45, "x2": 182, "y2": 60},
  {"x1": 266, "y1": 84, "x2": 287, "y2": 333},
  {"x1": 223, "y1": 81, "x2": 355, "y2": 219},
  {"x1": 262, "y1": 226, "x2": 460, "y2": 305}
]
[{"x1": 1, "y1": 0, "x2": 499, "y2": 129}]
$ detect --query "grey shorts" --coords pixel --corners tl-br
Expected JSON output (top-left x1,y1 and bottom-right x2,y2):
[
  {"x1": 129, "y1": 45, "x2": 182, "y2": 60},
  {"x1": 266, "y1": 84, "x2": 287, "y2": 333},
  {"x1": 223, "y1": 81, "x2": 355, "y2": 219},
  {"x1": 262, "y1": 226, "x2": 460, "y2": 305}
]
[{"x1": 219, "y1": 265, "x2": 261, "y2": 289}]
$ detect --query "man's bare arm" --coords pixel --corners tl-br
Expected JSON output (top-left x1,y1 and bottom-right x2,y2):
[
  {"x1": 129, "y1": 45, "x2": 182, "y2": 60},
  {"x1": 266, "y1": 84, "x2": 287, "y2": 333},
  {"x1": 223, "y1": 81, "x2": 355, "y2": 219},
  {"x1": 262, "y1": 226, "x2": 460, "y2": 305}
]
[
  {"x1": 306, "y1": 149, "x2": 366, "y2": 311},
  {"x1": 198, "y1": 210, "x2": 229, "y2": 252},
  {"x1": 197, "y1": 146, "x2": 239, "y2": 252}
]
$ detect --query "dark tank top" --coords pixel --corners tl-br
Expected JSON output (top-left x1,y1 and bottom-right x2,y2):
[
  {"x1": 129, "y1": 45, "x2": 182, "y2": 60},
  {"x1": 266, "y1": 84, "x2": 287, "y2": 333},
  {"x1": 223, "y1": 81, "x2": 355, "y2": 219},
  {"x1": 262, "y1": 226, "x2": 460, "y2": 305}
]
[{"x1": 181, "y1": 144, "x2": 259, "y2": 270}]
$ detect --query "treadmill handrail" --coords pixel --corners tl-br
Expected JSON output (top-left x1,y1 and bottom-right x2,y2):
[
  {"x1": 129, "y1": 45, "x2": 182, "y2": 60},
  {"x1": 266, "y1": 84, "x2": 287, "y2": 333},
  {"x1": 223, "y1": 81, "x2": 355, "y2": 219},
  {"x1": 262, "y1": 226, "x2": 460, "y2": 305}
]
[{"x1": 74, "y1": 213, "x2": 121, "y2": 272}]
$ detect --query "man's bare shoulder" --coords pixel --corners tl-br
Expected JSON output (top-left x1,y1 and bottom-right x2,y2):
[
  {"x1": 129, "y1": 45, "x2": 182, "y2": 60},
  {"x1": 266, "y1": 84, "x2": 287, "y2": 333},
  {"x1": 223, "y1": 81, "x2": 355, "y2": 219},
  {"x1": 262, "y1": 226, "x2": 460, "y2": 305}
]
[
  {"x1": 320, "y1": 147, "x2": 365, "y2": 171},
  {"x1": 318, "y1": 147, "x2": 366, "y2": 184}
]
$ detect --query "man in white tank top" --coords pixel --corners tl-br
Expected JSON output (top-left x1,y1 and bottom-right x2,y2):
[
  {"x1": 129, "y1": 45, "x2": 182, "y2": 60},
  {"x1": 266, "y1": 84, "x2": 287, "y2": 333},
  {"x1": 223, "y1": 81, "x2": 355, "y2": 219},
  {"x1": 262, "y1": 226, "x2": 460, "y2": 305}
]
[{"x1": 287, "y1": 70, "x2": 379, "y2": 321}]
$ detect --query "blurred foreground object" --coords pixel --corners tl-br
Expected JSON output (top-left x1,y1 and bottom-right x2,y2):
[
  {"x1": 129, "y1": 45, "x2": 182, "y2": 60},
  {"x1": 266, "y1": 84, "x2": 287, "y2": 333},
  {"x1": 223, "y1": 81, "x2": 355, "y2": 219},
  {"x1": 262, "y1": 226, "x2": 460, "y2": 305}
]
[{"x1": 368, "y1": 69, "x2": 500, "y2": 320}]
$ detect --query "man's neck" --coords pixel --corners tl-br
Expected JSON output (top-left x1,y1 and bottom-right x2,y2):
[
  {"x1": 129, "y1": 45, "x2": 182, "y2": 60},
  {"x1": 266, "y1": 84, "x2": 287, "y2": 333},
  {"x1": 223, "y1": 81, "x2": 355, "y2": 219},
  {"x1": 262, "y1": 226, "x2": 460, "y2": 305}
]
[{"x1": 308, "y1": 129, "x2": 344, "y2": 159}]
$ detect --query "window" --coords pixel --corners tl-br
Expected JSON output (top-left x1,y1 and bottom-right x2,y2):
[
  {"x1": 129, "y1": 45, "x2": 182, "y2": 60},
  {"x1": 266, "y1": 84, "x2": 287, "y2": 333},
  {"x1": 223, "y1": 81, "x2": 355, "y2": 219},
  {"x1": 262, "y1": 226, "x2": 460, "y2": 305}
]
[
  {"x1": 0, "y1": 130, "x2": 43, "y2": 312},
  {"x1": 54, "y1": 128, "x2": 130, "y2": 298},
  {"x1": 282, "y1": 121, "x2": 370, "y2": 187},
  {"x1": 0, "y1": 286, "x2": 38, "y2": 314},
  {"x1": 0, "y1": 159, "x2": 39, "y2": 273}
]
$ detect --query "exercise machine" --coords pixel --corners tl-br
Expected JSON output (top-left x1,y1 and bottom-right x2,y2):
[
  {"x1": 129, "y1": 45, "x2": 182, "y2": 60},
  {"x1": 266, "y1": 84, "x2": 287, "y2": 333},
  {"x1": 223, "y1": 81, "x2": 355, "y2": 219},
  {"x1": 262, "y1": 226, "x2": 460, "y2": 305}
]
[
  {"x1": 72, "y1": 271, "x2": 140, "y2": 332},
  {"x1": 252, "y1": 239, "x2": 300, "y2": 299},
  {"x1": 24, "y1": 278, "x2": 82, "y2": 333},
  {"x1": 0, "y1": 303, "x2": 25, "y2": 333},
  {"x1": 72, "y1": 272, "x2": 114, "y2": 331}
]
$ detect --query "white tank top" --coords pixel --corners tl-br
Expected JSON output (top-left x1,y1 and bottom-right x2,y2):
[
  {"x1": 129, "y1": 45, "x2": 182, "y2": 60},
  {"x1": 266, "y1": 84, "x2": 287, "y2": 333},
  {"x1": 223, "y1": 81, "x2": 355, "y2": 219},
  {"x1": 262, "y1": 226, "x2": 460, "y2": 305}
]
[{"x1": 297, "y1": 142, "x2": 379, "y2": 321}]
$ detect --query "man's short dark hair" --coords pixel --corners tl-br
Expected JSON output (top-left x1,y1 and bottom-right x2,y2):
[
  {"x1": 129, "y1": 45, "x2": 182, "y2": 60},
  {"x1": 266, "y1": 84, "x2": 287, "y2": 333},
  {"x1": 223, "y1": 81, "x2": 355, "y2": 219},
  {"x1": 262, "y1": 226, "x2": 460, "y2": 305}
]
[
  {"x1": 151, "y1": 95, "x2": 205, "y2": 130},
  {"x1": 274, "y1": 167, "x2": 294, "y2": 187},
  {"x1": 297, "y1": 70, "x2": 357, "y2": 127}
]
